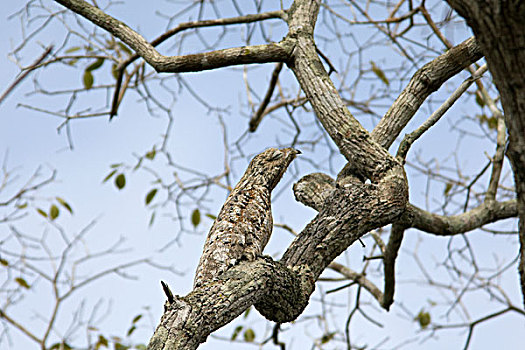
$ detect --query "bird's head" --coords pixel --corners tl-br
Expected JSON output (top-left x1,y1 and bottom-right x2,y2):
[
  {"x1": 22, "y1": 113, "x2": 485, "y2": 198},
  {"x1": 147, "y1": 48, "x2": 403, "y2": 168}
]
[{"x1": 246, "y1": 147, "x2": 301, "y2": 190}]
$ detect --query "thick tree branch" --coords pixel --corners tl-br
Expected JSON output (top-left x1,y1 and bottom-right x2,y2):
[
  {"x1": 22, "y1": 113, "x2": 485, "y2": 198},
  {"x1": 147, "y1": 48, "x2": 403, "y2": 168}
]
[
  {"x1": 445, "y1": 0, "x2": 525, "y2": 305},
  {"x1": 54, "y1": 0, "x2": 294, "y2": 74},
  {"x1": 371, "y1": 36, "x2": 483, "y2": 149},
  {"x1": 286, "y1": 0, "x2": 400, "y2": 181},
  {"x1": 148, "y1": 258, "x2": 314, "y2": 350},
  {"x1": 407, "y1": 200, "x2": 517, "y2": 236},
  {"x1": 282, "y1": 166, "x2": 408, "y2": 278},
  {"x1": 109, "y1": 10, "x2": 287, "y2": 117},
  {"x1": 486, "y1": 115, "x2": 507, "y2": 200},
  {"x1": 292, "y1": 169, "x2": 518, "y2": 311}
]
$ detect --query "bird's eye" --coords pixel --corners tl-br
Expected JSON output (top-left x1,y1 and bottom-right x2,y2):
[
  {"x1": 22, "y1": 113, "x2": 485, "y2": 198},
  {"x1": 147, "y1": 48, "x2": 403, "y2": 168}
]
[{"x1": 269, "y1": 150, "x2": 283, "y2": 161}]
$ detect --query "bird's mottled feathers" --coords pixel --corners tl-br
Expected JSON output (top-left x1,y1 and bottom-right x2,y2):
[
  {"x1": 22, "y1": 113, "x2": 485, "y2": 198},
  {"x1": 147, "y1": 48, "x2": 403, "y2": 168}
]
[{"x1": 193, "y1": 148, "x2": 299, "y2": 288}]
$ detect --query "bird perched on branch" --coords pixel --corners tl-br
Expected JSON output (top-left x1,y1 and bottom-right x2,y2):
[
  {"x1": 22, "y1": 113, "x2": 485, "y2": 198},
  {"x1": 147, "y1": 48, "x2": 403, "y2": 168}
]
[{"x1": 193, "y1": 147, "x2": 300, "y2": 288}]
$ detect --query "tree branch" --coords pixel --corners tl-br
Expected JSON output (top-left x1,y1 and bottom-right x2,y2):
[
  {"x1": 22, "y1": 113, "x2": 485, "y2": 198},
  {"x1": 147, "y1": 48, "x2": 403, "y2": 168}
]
[
  {"x1": 0, "y1": 46, "x2": 53, "y2": 106},
  {"x1": 396, "y1": 64, "x2": 488, "y2": 160},
  {"x1": 381, "y1": 223, "x2": 405, "y2": 310},
  {"x1": 108, "y1": 10, "x2": 286, "y2": 117},
  {"x1": 249, "y1": 62, "x2": 284, "y2": 132},
  {"x1": 328, "y1": 262, "x2": 384, "y2": 304},
  {"x1": 0, "y1": 309, "x2": 41, "y2": 345},
  {"x1": 371, "y1": 36, "x2": 483, "y2": 149},
  {"x1": 54, "y1": 0, "x2": 294, "y2": 74},
  {"x1": 148, "y1": 258, "x2": 314, "y2": 350},
  {"x1": 407, "y1": 200, "x2": 517, "y2": 236},
  {"x1": 287, "y1": 0, "x2": 400, "y2": 181}
]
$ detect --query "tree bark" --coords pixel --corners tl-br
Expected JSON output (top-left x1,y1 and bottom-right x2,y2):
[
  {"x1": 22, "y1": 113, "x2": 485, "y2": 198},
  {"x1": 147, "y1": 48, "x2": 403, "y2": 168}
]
[
  {"x1": 371, "y1": 36, "x2": 483, "y2": 149},
  {"x1": 446, "y1": 0, "x2": 525, "y2": 307}
]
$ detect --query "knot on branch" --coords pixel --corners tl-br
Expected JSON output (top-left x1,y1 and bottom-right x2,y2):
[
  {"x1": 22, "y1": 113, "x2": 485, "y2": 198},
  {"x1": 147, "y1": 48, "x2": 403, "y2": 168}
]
[{"x1": 255, "y1": 261, "x2": 315, "y2": 323}]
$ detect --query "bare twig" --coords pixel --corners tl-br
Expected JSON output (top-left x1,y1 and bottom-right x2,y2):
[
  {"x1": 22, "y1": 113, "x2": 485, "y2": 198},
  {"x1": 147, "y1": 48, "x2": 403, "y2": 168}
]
[
  {"x1": 397, "y1": 64, "x2": 488, "y2": 160},
  {"x1": 0, "y1": 46, "x2": 53, "y2": 106},
  {"x1": 249, "y1": 62, "x2": 283, "y2": 132}
]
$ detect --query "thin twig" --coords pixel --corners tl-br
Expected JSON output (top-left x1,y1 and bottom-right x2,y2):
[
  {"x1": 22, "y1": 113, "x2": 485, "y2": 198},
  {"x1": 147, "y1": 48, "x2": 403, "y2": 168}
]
[
  {"x1": 397, "y1": 64, "x2": 488, "y2": 160},
  {"x1": 249, "y1": 62, "x2": 283, "y2": 132},
  {"x1": 0, "y1": 46, "x2": 53, "y2": 106}
]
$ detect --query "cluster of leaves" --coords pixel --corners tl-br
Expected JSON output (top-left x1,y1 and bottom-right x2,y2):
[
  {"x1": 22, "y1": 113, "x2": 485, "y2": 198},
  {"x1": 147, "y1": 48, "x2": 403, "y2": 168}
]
[{"x1": 35, "y1": 196, "x2": 73, "y2": 221}]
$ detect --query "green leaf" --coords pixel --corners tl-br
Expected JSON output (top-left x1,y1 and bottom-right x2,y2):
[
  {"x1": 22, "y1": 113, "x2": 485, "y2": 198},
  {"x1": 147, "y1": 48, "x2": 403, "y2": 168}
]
[
  {"x1": 56, "y1": 197, "x2": 73, "y2": 214},
  {"x1": 16, "y1": 203, "x2": 28, "y2": 209},
  {"x1": 83, "y1": 70, "x2": 94, "y2": 89},
  {"x1": 111, "y1": 64, "x2": 120, "y2": 80},
  {"x1": 243, "y1": 307, "x2": 251, "y2": 318},
  {"x1": 487, "y1": 116, "x2": 498, "y2": 130},
  {"x1": 476, "y1": 113, "x2": 498, "y2": 131},
  {"x1": 231, "y1": 325, "x2": 243, "y2": 341},
  {"x1": 115, "y1": 173, "x2": 126, "y2": 190},
  {"x1": 126, "y1": 325, "x2": 136, "y2": 336},
  {"x1": 135, "y1": 345, "x2": 146, "y2": 350},
  {"x1": 65, "y1": 46, "x2": 81, "y2": 53},
  {"x1": 50, "y1": 343, "x2": 68, "y2": 350},
  {"x1": 415, "y1": 310, "x2": 431, "y2": 329},
  {"x1": 475, "y1": 93, "x2": 485, "y2": 107},
  {"x1": 66, "y1": 58, "x2": 78, "y2": 66},
  {"x1": 110, "y1": 163, "x2": 123, "y2": 169},
  {"x1": 205, "y1": 213, "x2": 217, "y2": 221},
  {"x1": 145, "y1": 189, "x2": 158, "y2": 205},
  {"x1": 476, "y1": 113, "x2": 488, "y2": 126},
  {"x1": 243, "y1": 328, "x2": 255, "y2": 342},
  {"x1": 86, "y1": 58, "x2": 105, "y2": 72},
  {"x1": 50, "y1": 343, "x2": 72, "y2": 350},
  {"x1": 0, "y1": 258, "x2": 8, "y2": 266},
  {"x1": 145, "y1": 147, "x2": 156, "y2": 160},
  {"x1": 370, "y1": 61, "x2": 389, "y2": 86},
  {"x1": 444, "y1": 182, "x2": 453, "y2": 196},
  {"x1": 96, "y1": 335, "x2": 108, "y2": 348},
  {"x1": 114, "y1": 343, "x2": 129, "y2": 350},
  {"x1": 103, "y1": 169, "x2": 118, "y2": 183},
  {"x1": 117, "y1": 42, "x2": 132, "y2": 56},
  {"x1": 191, "y1": 208, "x2": 201, "y2": 228},
  {"x1": 321, "y1": 332, "x2": 336, "y2": 344},
  {"x1": 37, "y1": 208, "x2": 48, "y2": 218},
  {"x1": 49, "y1": 204, "x2": 60, "y2": 220},
  {"x1": 15, "y1": 277, "x2": 30, "y2": 289},
  {"x1": 132, "y1": 314, "x2": 142, "y2": 324}
]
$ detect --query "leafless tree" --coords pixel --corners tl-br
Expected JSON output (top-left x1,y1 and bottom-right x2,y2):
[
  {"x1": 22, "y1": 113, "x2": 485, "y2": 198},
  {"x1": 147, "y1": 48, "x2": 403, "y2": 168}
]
[{"x1": 2, "y1": 0, "x2": 524, "y2": 349}]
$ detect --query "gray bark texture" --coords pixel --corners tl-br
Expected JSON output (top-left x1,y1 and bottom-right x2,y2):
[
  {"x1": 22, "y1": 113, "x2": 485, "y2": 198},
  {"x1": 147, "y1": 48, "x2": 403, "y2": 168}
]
[{"x1": 445, "y1": 0, "x2": 525, "y2": 307}]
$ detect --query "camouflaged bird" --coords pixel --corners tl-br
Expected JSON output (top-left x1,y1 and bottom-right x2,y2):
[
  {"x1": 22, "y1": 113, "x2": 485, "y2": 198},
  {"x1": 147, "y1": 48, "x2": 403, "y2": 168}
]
[{"x1": 193, "y1": 147, "x2": 300, "y2": 288}]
